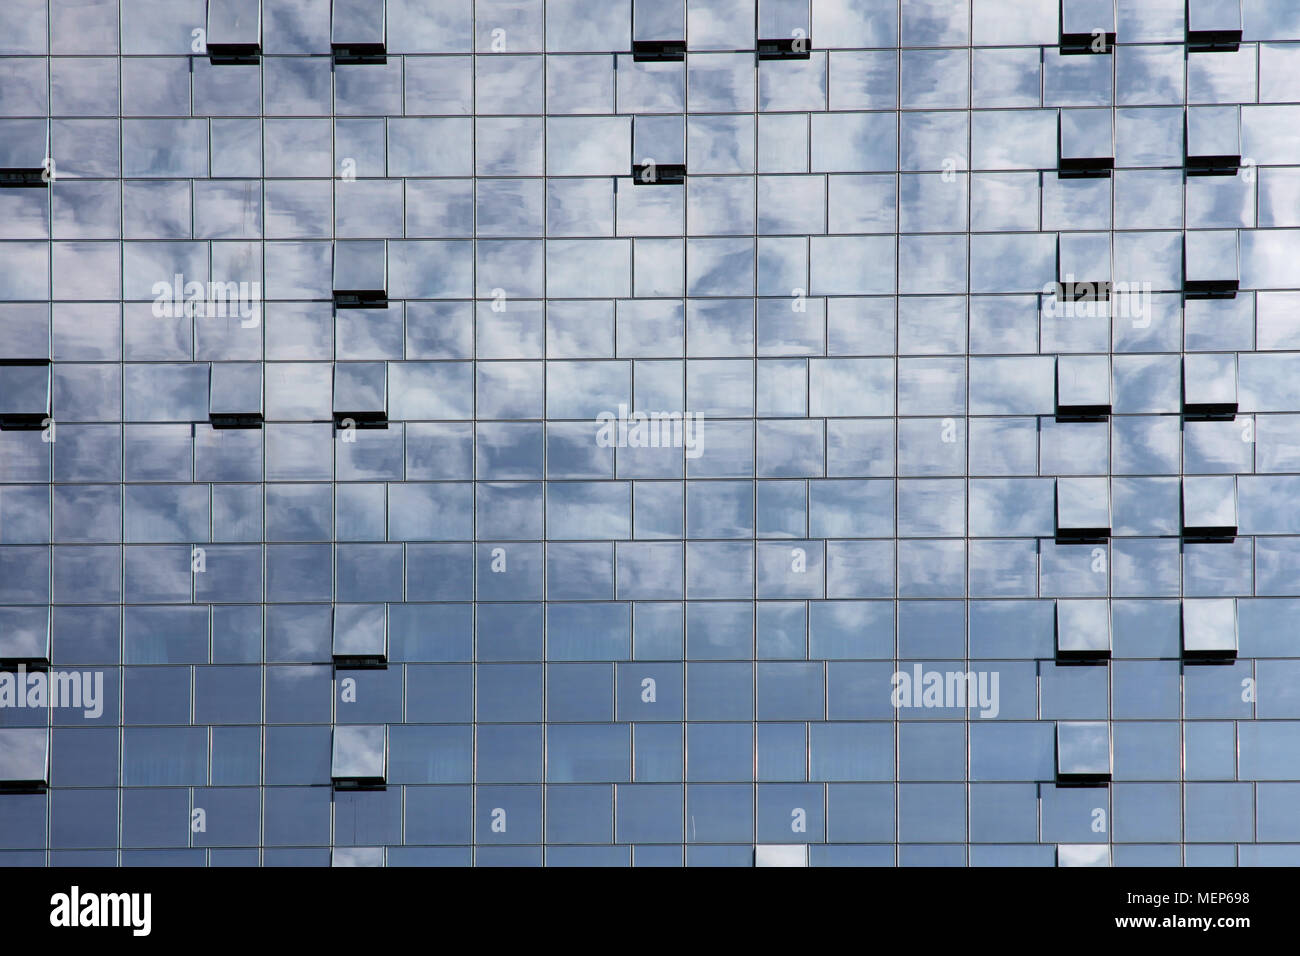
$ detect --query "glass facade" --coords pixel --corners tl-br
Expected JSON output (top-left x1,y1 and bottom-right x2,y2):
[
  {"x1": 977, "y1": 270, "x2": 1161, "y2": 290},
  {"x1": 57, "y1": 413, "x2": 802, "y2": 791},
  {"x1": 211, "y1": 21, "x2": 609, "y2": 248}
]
[{"x1": 1, "y1": 0, "x2": 1300, "y2": 867}]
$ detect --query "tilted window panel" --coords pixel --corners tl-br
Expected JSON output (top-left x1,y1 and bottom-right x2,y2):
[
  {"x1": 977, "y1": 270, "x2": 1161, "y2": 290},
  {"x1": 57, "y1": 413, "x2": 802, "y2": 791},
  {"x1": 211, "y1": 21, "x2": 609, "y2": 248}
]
[
  {"x1": 1186, "y1": 106, "x2": 1241, "y2": 175},
  {"x1": 758, "y1": 0, "x2": 811, "y2": 59},
  {"x1": 332, "y1": 848, "x2": 384, "y2": 867},
  {"x1": 332, "y1": 604, "x2": 388, "y2": 667},
  {"x1": 754, "y1": 844, "x2": 808, "y2": 867},
  {"x1": 632, "y1": 0, "x2": 685, "y2": 60},
  {"x1": 209, "y1": 362, "x2": 264, "y2": 428},
  {"x1": 1060, "y1": 0, "x2": 1116, "y2": 54},
  {"x1": 1184, "y1": 230, "x2": 1239, "y2": 297},
  {"x1": 1056, "y1": 476, "x2": 1111, "y2": 540},
  {"x1": 1058, "y1": 109, "x2": 1114, "y2": 177},
  {"x1": 207, "y1": 0, "x2": 262, "y2": 60},
  {"x1": 0, "y1": 728, "x2": 48, "y2": 790},
  {"x1": 1057, "y1": 844, "x2": 1111, "y2": 867},
  {"x1": 0, "y1": 362, "x2": 50, "y2": 429},
  {"x1": 332, "y1": 240, "x2": 388, "y2": 308},
  {"x1": 1055, "y1": 600, "x2": 1111, "y2": 661},
  {"x1": 1057, "y1": 233, "x2": 1112, "y2": 301},
  {"x1": 1187, "y1": 0, "x2": 1242, "y2": 50},
  {"x1": 0, "y1": 606, "x2": 50, "y2": 665},
  {"x1": 1182, "y1": 476, "x2": 1238, "y2": 539},
  {"x1": 1056, "y1": 721, "x2": 1111, "y2": 783},
  {"x1": 333, "y1": 362, "x2": 388, "y2": 426},
  {"x1": 1182, "y1": 353, "x2": 1238, "y2": 417},
  {"x1": 331, "y1": 724, "x2": 387, "y2": 788},
  {"x1": 1182, "y1": 598, "x2": 1238, "y2": 660},
  {"x1": 633, "y1": 115, "x2": 686, "y2": 184},
  {"x1": 1056, "y1": 355, "x2": 1111, "y2": 418},
  {"x1": 331, "y1": 0, "x2": 386, "y2": 62},
  {"x1": 0, "y1": 119, "x2": 49, "y2": 187}
]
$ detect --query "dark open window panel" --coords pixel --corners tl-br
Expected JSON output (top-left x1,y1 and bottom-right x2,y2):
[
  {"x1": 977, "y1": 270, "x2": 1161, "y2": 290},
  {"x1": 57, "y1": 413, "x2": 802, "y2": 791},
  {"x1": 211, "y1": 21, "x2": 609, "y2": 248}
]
[
  {"x1": 632, "y1": 162, "x2": 687, "y2": 184},
  {"x1": 332, "y1": 604, "x2": 388, "y2": 667},
  {"x1": 758, "y1": 0, "x2": 811, "y2": 58},
  {"x1": 1057, "y1": 233, "x2": 1112, "y2": 302},
  {"x1": 333, "y1": 239, "x2": 388, "y2": 308},
  {"x1": 631, "y1": 39, "x2": 685, "y2": 61},
  {"x1": 209, "y1": 361, "x2": 264, "y2": 428},
  {"x1": 1056, "y1": 355, "x2": 1112, "y2": 420},
  {"x1": 1056, "y1": 600, "x2": 1112, "y2": 661},
  {"x1": 1055, "y1": 477, "x2": 1111, "y2": 541},
  {"x1": 0, "y1": 729, "x2": 48, "y2": 791},
  {"x1": 0, "y1": 361, "x2": 51, "y2": 429},
  {"x1": 757, "y1": 37, "x2": 812, "y2": 59},
  {"x1": 333, "y1": 361, "x2": 389, "y2": 426},
  {"x1": 1187, "y1": 0, "x2": 1242, "y2": 50},
  {"x1": 1186, "y1": 107, "x2": 1242, "y2": 175},
  {"x1": 0, "y1": 607, "x2": 50, "y2": 666},
  {"x1": 332, "y1": 0, "x2": 386, "y2": 62},
  {"x1": 1058, "y1": 109, "x2": 1114, "y2": 177},
  {"x1": 1182, "y1": 476, "x2": 1239, "y2": 540},
  {"x1": 331, "y1": 724, "x2": 387, "y2": 788},
  {"x1": 0, "y1": 119, "x2": 49, "y2": 187},
  {"x1": 632, "y1": 0, "x2": 684, "y2": 58},
  {"x1": 1182, "y1": 353, "x2": 1238, "y2": 419},
  {"x1": 1183, "y1": 230, "x2": 1240, "y2": 298},
  {"x1": 1060, "y1": 0, "x2": 1116, "y2": 53},
  {"x1": 1056, "y1": 721, "x2": 1112, "y2": 784},
  {"x1": 207, "y1": 0, "x2": 262, "y2": 61},
  {"x1": 1182, "y1": 599, "x2": 1239, "y2": 660}
]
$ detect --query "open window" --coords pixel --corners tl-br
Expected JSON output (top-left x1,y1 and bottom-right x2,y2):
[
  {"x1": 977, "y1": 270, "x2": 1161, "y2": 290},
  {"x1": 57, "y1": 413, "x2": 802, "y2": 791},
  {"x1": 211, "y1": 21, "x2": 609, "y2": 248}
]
[
  {"x1": 1182, "y1": 598, "x2": 1237, "y2": 660},
  {"x1": 333, "y1": 604, "x2": 388, "y2": 667},
  {"x1": 1056, "y1": 600, "x2": 1111, "y2": 661},
  {"x1": 1187, "y1": 0, "x2": 1241, "y2": 51},
  {"x1": 1182, "y1": 476, "x2": 1238, "y2": 539},
  {"x1": 1182, "y1": 353, "x2": 1237, "y2": 418},
  {"x1": 633, "y1": 115, "x2": 686, "y2": 185},
  {"x1": 0, "y1": 363, "x2": 50, "y2": 429},
  {"x1": 758, "y1": 0, "x2": 811, "y2": 59},
  {"x1": 331, "y1": 724, "x2": 386, "y2": 788},
  {"x1": 0, "y1": 119, "x2": 49, "y2": 188},
  {"x1": 1184, "y1": 230, "x2": 1238, "y2": 298},
  {"x1": 1057, "y1": 844, "x2": 1111, "y2": 866},
  {"x1": 1186, "y1": 106, "x2": 1241, "y2": 175},
  {"x1": 1057, "y1": 233, "x2": 1111, "y2": 301},
  {"x1": 207, "y1": 0, "x2": 261, "y2": 61},
  {"x1": 333, "y1": 240, "x2": 387, "y2": 308},
  {"x1": 332, "y1": 847, "x2": 384, "y2": 866},
  {"x1": 1061, "y1": 0, "x2": 1116, "y2": 54},
  {"x1": 209, "y1": 362, "x2": 263, "y2": 428},
  {"x1": 1056, "y1": 355, "x2": 1111, "y2": 419},
  {"x1": 0, "y1": 607, "x2": 49, "y2": 666},
  {"x1": 1056, "y1": 477, "x2": 1110, "y2": 541},
  {"x1": 333, "y1": 362, "x2": 388, "y2": 427},
  {"x1": 1058, "y1": 109, "x2": 1113, "y2": 177},
  {"x1": 754, "y1": 845, "x2": 808, "y2": 866},
  {"x1": 632, "y1": 0, "x2": 685, "y2": 61},
  {"x1": 0, "y1": 728, "x2": 48, "y2": 791},
  {"x1": 332, "y1": 0, "x2": 385, "y2": 63},
  {"x1": 1056, "y1": 721, "x2": 1111, "y2": 784}
]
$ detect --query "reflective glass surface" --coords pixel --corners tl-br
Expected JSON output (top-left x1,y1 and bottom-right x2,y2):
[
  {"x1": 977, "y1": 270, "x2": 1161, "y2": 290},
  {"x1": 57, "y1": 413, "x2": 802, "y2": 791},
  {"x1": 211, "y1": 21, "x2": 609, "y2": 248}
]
[{"x1": 5, "y1": 0, "x2": 1300, "y2": 868}]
